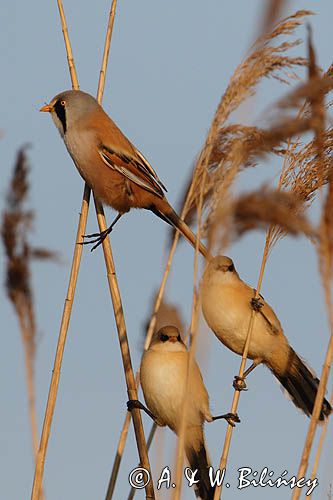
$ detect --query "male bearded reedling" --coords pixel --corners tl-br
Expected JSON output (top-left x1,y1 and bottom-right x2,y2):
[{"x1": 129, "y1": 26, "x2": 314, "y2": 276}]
[
  {"x1": 131, "y1": 326, "x2": 240, "y2": 500},
  {"x1": 40, "y1": 90, "x2": 209, "y2": 257},
  {"x1": 201, "y1": 256, "x2": 332, "y2": 421}
]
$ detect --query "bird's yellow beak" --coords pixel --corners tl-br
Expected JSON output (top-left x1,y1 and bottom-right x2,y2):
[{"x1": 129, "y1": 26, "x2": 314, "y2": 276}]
[{"x1": 39, "y1": 104, "x2": 52, "y2": 113}]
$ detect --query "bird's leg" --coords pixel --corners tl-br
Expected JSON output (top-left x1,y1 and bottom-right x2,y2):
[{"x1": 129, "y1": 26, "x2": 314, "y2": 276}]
[
  {"x1": 233, "y1": 361, "x2": 259, "y2": 391},
  {"x1": 212, "y1": 412, "x2": 241, "y2": 427},
  {"x1": 81, "y1": 212, "x2": 123, "y2": 251},
  {"x1": 127, "y1": 399, "x2": 156, "y2": 422}
]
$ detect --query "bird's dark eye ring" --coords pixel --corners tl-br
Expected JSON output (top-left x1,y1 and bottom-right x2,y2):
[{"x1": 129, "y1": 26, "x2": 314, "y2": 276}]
[
  {"x1": 228, "y1": 264, "x2": 234, "y2": 272},
  {"x1": 177, "y1": 335, "x2": 181, "y2": 341},
  {"x1": 160, "y1": 334, "x2": 169, "y2": 342},
  {"x1": 60, "y1": 100, "x2": 66, "y2": 107}
]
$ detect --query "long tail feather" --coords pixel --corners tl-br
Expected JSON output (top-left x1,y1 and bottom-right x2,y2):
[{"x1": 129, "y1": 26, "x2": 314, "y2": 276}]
[
  {"x1": 185, "y1": 427, "x2": 215, "y2": 500},
  {"x1": 269, "y1": 348, "x2": 331, "y2": 421},
  {"x1": 150, "y1": 203, "x2": 210, "y2": 259}
]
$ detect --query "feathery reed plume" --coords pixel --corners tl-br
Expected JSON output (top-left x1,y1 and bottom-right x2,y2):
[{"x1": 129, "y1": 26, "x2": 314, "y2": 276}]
[
  {"x1": 206, "y1": 63, "x2": 333, "y2": 252},
  {"x1": 2, "y1": 146, "x2": 57, "y2": 500},
  {"x1": 182, "y1": 10, "x2": 310, "y2": 228},
  {"x1": 267, "y1": 128, "x2": 333, "y2": 249},
  {"x1": 172, "y1": 8, "x2": 310, "y2": 242},
  {"x1": 232, "y1": 187, "x2": 315, "y2": 239}
]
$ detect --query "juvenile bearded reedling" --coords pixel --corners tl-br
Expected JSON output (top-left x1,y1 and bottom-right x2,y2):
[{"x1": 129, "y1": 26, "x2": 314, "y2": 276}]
[
  {"x1": 40, "y1": 90, "x2": 209, "y2": 257},
  {"x1": 128, "y1": 325, "x2": 240, "y2": 500},
  {"x1": 201, "y1": 256, "x2": 332, "y2": 421}
]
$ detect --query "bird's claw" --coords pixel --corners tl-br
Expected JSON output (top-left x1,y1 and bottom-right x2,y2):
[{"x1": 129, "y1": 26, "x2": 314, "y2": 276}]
[
  {"x1": 127, "y1": 399, "x2": 141, "y2": 412},
  {"x1": 251, "y1": 297, "x2": 264, "y2": 312},
  {"x1": 233, "y1": 376, "x2": 248, "y2": 391},
  {"x1": 77, "y1": 225, "x2": 114, "y2": 251},
  {"x1": 224, "y1": 412, "x2": 241, "y2": 427},
  {"x1": 82, "y1": 230, "x2": 106, "y2": 239},
  {"x1": 79, "y1": 230, "x2": 110, "y2": 251}
]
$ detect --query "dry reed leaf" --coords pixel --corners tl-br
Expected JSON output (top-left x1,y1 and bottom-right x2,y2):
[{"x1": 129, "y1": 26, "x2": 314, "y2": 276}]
[
  {"x1": 320, "y1": 179, "x2": 333, "y2": 279},
  {"x1": 278, "y1": 76, "x2": 333, "y2": 111},
  {"x1": 232, "y1": 187, "x2": 315, "y2": 239}
]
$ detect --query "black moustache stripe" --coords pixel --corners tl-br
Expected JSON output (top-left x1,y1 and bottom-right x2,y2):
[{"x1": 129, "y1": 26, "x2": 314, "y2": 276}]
[{"x1": 54, "y1": 100, "x2": 67, "y2": 134}]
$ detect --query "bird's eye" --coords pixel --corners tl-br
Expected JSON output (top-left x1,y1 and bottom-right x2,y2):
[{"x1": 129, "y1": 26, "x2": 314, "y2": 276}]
[
  {"x1": 177, "y1": 335, "x2": 181, "y2": 341},
  {"x1": 228, "y1": 264, "x2": 234, "y2": 272},
  {"x1": 160, "y1": 334, "x2": 169, "y2": 342},
  {"x1": 60, "y1": 100, "x2": 66, "y2": 107}
]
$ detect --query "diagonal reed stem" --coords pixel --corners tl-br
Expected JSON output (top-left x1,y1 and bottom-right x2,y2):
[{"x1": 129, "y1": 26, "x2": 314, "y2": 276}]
[
  {"x1": 104, "y1": 81, "x2": 224, "y2": 492},
  {"x1": 105, "y1": 411, "x2": 132, "y2": 500},
  {"x1": 31, "y1": 184, "x2": 90, "y2": 500},
  {"x1": 126, "y1": 423, "x2": 158, "y2": 500},
  {"x1": 213, "y1": 131, "x2": 304, "y2": 500},
  {"x1": 97, "y1": 0, "x2": 117, "y2": 103},
  {"x1": 307, "y1": 387, "x2": 333, "y2": 500},
  {"x1": 291, "y1": 283, "x2": 333, "y2": 500},
  {"x1": 213, "y1": 238, "x2": 269, "y2": 500},
  {"x1": 104, "y1": 190, "x2": 197, "y2": 498},
  {"x1": 173, "y1": 167, "x2": 206, "y2": 500},
  {"x1": 93, "y1": 194, "x2": 155, "y2": 500},
  {"x1": 94, "y1": 2, "x2": 154, "y2": 497}
]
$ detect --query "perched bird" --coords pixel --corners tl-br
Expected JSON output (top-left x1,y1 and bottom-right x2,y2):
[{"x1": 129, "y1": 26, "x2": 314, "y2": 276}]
[
  {"x1": 129, "y1": 325, "x2": 239, "y2": 500},
  {"x1": 40, "y1": 90, "x2": 208, "y2": 257},
  {"x1": 201, "y1": 255, "x2": 332, "y2": 421}
]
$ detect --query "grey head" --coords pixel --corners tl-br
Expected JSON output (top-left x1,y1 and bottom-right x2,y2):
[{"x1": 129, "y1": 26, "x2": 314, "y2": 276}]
[{"x1": 40, "y1": 89, "x2": 101, "y2": 138}]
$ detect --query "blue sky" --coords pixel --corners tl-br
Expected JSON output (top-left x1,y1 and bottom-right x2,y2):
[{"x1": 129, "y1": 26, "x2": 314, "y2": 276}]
[{"x1": 1, "y1": 1, "x2": 333, "y2": 499}]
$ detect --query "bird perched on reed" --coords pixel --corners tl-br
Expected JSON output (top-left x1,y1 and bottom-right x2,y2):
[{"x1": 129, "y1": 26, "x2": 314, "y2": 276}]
[
  {"x1": 201, "y1": 255, "x2": 332, "y2": 421},
  {"x1": 128, "y1": 325, "x2": 240, "y2": 500},
  {"x1": 40, "y1": 90, "x2": 208, "y2": 257}
]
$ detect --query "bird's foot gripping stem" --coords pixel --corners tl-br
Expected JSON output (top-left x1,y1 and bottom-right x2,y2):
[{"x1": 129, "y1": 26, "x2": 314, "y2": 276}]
[
  {"x1": 233, "y1": 375, "x2": 248, "y2": 391},
  {"x1": 212, "y1": 412, "x2": 241, "y2": 427},
  {"x1": 81, "y1": 227, "x2": 111, "y2": 251},
  {"x1": 80, "y1": 212, "x2": 123, "y2": 252},
  {"x1": 127, "y1": 399, "x2": 156, "y2": 422}
]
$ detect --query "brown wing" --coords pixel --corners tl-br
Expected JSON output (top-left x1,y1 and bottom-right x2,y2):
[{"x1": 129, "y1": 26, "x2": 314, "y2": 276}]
[{"x1": 99, "y1": 144, "x2": 166, "y2": 199}]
